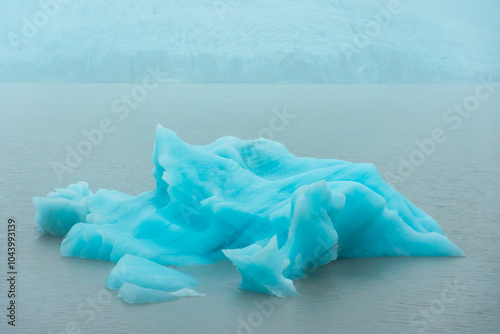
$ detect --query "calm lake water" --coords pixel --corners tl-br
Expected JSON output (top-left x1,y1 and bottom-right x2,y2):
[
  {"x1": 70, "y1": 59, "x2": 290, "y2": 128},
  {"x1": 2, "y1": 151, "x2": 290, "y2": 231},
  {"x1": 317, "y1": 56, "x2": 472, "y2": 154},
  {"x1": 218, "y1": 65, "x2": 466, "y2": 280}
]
[{"x1": 0, "y1": 84, "x2": 499, "y2": 334}]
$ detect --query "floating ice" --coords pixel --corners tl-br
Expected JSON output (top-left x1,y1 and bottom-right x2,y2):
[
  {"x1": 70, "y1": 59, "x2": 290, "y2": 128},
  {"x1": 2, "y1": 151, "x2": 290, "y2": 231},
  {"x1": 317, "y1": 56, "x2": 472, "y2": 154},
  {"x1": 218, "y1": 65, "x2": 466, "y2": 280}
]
[
  {"x1": 118, "y1": 283, "x2": 179, "y2": 304},
  {"x1": 117, "y1": 284, "x2": 205, "y2": 304},
  {"x1": 223, "y1": 181, "x2": 342, "y2": 296},
  {"x1": 106, "y1": 255, "x2": 203, "y2": 303},
  {"x1": 170, "y1": 288, "x2": 206, "y2": 298},
  {"x1": 223, "y1": 236, "x2": 299, "y2": 297},
  {"x1": 34, "y1": 125, "x2": 464, "y2": 297},
  {"x1": 33, "y1": 182, "x2": 93, "y2": 237},
  {"x1": 105, "y1": 255, "x2": 199, "y2": 291}
]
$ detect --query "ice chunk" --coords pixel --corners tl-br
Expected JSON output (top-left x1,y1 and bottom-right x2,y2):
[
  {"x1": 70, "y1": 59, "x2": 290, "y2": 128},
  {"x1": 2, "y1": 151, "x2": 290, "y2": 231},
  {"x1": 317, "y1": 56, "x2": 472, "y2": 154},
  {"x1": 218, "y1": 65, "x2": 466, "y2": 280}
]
[
  {"x1": 170, "y1": 288, "x2": 206, "y2": 297},
  {"x1": 280, "y1": 181, "x2": 342, "y2": 280},
  {"x1": 35, "y1": 125, "x2": 464, "y2": 297},
  {"x1": 105, "y1": 254, "x2": 199, "y2": 291},
  {"x1": 223, "y1": 182, "x2": 343, "y2": 296},
  {"x1": 107, "y1": 255, "x2": 204, "y2": 303},
  {"x1": 118, "y1": 283, "x2": 179, "y2": 304},
  {"x1": 117, "y1": 284, "x2": 204, "y2": 304},
  {"x1": 223, "y1": 236, "x2": 298, "y2": 297},
  {"x1": 33, "y1": 182, "x2": 92, "y2": 237}
]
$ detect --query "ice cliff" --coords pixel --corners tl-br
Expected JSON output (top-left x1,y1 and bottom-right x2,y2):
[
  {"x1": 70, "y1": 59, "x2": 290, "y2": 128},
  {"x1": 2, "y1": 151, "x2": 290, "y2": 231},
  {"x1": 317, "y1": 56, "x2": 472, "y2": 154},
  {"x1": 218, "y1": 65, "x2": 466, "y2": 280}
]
[{"x1": 1, "y1": 0, "x2": 499, "y2": 83}]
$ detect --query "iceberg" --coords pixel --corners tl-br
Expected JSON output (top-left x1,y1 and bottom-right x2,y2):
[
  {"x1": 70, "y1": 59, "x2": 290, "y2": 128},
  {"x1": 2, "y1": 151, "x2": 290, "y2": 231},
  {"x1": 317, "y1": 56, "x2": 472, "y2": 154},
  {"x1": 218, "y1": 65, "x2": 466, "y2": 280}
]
[
  {"x1": 106, "y1": 255, "x2": 204, "y2": 303},
  {"x1": 105, "y1": 254, "x2": 199, "y2": 291},
  {"x1": 117, "y1": 284, "x2": 205, "y2": 304},
  {"x1": 170, "y1": 288, "x2": 206, "y2": 298},
  {"x1": 223, "y1": 236, "x2": 299, "y2": 298},
  {"x1": 33, "y1": 182, "x2": 93, "y2": 237},
  {"x1": 34, "y1": 125, "x2": 464, "y2": 297}
]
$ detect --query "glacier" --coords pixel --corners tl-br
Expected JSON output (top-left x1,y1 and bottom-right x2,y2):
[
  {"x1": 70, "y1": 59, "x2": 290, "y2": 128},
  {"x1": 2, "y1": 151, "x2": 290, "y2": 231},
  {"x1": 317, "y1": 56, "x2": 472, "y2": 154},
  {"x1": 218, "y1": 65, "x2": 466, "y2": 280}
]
[
  {"x1": 1, "y1": 0, "x2": 499, "y2": 83},
  {"x1": 117, "y1": 284, "x2": 205, "y2": 304},
  {"x1": 105, "y1": 254, "x2": 200, "y2": 291},
  {"x1": 34, "y1": 125, "x2": 464, "y2": 298}
]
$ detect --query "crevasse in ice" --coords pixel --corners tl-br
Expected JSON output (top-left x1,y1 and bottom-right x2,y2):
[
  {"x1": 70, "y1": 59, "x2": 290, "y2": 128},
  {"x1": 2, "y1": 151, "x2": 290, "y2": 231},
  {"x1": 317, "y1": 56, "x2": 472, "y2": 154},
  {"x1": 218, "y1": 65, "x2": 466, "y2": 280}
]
[{"x1": 34, "y1": 125, "x2": 464, "y2": 297}]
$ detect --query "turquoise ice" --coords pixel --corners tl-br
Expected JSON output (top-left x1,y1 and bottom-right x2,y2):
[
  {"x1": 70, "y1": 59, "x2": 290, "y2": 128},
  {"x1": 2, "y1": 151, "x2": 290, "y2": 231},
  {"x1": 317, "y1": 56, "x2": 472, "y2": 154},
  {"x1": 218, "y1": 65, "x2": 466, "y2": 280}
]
[
  {"x1": 118, "y1": 283, "x2": 180, "y2": 304},
  {"x1": 34, "y1": 125, "x2": 464, "y2": 297},
  {"x1": 105, "y1": 255, "x2": 204, "y2": 303},
  {"x1": 33, "y1": 182, "x2": 93, "y2": 237},
  {"x1": 105, "y1": 254, "x2": 199, "y2": 291}
]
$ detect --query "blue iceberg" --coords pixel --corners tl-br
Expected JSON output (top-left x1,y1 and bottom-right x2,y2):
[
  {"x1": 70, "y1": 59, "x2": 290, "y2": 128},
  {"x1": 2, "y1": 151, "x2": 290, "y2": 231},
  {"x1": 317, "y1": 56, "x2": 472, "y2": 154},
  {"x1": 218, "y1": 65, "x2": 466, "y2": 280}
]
[
  {"x1": 105, "y1": 254, "x2": 199, "y2": 291},
  {"x1": 34, "y1": 125, "x2": 463, "y2": 297},
  {"x1": 106, "y1": 255, "x2": 204, "y2": 303}
]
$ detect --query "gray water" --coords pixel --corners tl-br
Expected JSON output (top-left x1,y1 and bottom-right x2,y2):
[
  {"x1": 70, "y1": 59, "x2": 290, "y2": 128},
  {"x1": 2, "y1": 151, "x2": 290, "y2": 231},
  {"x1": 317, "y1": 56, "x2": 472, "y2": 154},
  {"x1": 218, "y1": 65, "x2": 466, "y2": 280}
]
[{"x1": 0, "y1": 84, "x2": 499, "y2": 334}]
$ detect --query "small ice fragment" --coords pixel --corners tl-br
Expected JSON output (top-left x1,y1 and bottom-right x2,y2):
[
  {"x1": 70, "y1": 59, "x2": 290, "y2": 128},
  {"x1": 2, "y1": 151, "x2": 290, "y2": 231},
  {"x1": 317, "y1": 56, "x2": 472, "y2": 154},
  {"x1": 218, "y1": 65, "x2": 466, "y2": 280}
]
[
  {"x1": 118, "y1": 283, "x2": 178, "y2": 304},
  {"x1": 105, "y1": 254, "x2": 199, "y2": 291}
]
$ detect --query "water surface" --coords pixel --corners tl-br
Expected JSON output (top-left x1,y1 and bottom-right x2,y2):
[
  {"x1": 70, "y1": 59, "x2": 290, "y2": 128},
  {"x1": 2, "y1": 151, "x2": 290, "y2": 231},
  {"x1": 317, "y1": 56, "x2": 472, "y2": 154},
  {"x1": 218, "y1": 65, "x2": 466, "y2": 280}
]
[{"x1": 0, "y1": 84, "x2": 499, "y2": 333}]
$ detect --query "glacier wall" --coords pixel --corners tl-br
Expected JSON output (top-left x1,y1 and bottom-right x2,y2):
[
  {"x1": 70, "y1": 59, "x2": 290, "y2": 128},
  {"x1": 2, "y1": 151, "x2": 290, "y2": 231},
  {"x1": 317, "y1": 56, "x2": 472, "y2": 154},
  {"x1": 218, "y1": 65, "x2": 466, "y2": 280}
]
[{"x1": 1, "y1": 0, "x2": 499, "y2": 83}]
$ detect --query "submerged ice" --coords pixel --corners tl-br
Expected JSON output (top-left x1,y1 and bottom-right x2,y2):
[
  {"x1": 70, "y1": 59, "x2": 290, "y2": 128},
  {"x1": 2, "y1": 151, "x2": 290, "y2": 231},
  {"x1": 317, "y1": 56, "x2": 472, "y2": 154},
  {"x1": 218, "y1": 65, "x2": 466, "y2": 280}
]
[
  {"x1": 34, "y1": 125, "x2": 464, "y2": 298},
  {"x1": 105, "y1": 254, "x2": 199, "y2": 291}
]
